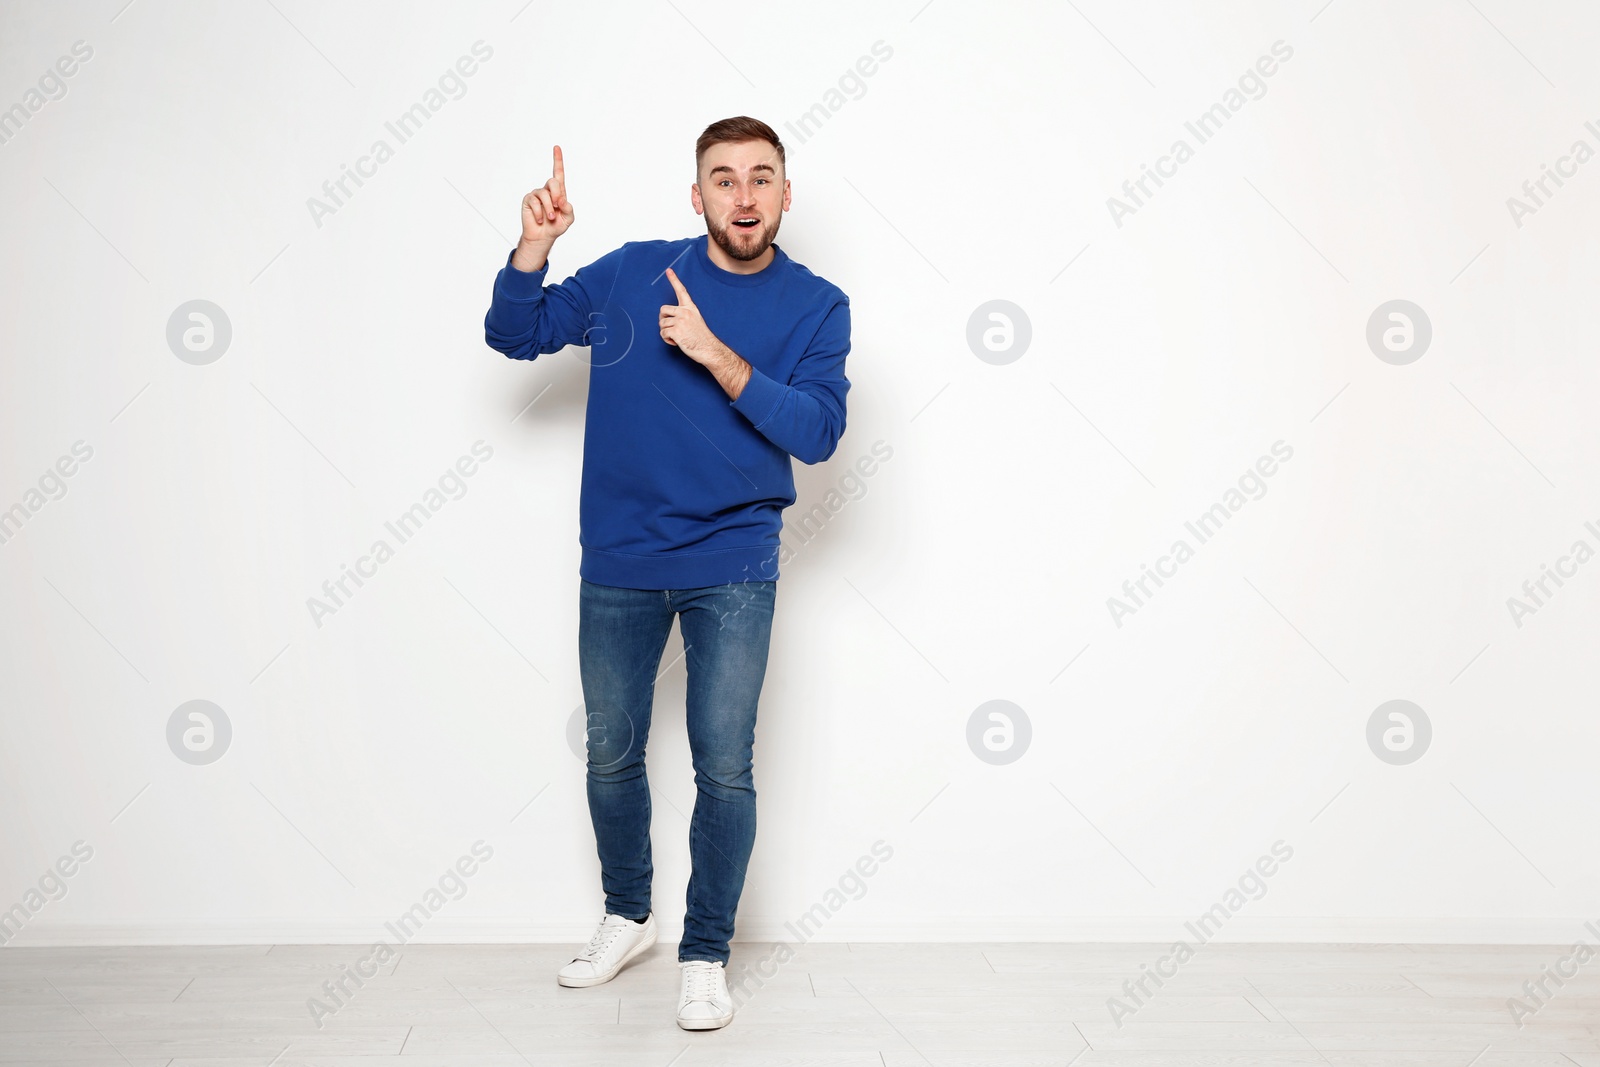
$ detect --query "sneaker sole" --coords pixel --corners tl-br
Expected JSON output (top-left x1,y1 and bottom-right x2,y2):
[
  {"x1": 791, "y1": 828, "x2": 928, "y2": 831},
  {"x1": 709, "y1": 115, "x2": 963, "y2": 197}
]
[
  {"x1": 555, "y1": 923, "x2": 657, "y2": 988},
  {"x1": 676, "y1": 1010, "x2": 733, "y2": 1031}
]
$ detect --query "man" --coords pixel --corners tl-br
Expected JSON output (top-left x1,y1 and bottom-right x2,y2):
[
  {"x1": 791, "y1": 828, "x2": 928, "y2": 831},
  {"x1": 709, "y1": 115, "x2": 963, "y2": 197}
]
[{"x1": 482, "y1": 116, "x2": 850, "y2": 1031}]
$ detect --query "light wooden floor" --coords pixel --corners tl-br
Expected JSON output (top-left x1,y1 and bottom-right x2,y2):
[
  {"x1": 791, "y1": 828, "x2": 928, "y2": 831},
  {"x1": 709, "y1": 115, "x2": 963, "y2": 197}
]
[{"x1": 2, "y1": 940, "x2": 1598, "y2": 1065}]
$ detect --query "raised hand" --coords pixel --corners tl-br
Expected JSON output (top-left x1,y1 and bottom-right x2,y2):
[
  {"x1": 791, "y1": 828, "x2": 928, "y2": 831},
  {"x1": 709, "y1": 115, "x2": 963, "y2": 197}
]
[{"x1": 518, "y1": 145, "x2": 574, "y2": 254}]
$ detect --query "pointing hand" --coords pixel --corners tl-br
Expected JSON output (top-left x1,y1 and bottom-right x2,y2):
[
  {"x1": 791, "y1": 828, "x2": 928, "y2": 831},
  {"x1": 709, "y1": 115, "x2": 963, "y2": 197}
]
[
  {"x1": 520, "y1": 144, "x2": 574, "y2": 243},
  {"x1": 659, "y1": 267, "x2": 718, "y2": 360}
]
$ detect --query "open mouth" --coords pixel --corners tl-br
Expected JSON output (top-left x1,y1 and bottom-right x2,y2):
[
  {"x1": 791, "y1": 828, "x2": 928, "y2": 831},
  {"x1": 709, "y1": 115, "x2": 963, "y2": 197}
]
[{"x1": 732, "y1": 216, "x2": 760, "y2": 230}]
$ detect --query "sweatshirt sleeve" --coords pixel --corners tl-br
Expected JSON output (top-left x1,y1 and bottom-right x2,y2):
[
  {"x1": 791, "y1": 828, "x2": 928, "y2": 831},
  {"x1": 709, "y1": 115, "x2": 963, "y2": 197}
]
[
  {"x1": 729, "y1": 296, "x2": 851, "y2": 465},
  {"x1": 483, "y1": 245, "x2": 622, "y2": 361}
]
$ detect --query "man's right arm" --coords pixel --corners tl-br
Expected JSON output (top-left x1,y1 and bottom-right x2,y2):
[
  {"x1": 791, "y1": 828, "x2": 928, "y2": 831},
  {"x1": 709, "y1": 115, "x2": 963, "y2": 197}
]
[
  {"x1": 485, "y1": 145, "x2": 605, "y2": 361},
  {"x1": 483, "y1": 240, "x2": 622, "y2": 362}
]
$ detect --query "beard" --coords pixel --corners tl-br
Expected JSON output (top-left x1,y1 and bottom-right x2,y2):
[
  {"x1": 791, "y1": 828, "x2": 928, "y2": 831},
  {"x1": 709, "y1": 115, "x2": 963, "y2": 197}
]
[{"x1": 707, "y1": 211, "x2": 781, "y2": 262}]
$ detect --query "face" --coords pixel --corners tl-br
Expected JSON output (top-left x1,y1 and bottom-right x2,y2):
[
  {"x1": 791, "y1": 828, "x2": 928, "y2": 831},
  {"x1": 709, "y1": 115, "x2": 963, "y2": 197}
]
[{"x1": 693, "y1": 139, "x2": 790, "y2": 262}]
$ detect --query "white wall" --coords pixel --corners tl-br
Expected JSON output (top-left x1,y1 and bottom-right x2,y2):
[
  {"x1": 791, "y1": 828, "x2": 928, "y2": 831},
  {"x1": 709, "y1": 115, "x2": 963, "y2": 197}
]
[{"x1": 2, "y1": 0, "x2": 1596, "y2": 947}]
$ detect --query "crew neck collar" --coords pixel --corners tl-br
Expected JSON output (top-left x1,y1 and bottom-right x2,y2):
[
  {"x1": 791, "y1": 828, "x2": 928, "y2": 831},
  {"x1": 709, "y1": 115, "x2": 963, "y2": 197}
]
[{"x1": 692, "y1": 232, "x2": 786, "y2": 287}]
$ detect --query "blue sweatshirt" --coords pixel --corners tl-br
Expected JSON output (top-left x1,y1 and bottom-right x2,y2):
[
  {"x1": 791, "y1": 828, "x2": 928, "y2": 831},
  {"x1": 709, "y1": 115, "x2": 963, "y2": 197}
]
[{"x1": 484, "y1": 234, "x2": 851, "y2": 589}]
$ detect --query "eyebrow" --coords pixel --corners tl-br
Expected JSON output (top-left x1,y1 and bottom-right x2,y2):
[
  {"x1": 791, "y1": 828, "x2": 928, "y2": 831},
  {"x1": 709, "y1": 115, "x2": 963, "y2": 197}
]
[{"x1": 708, "y1": 163, "x2": 776, "y2": 177}]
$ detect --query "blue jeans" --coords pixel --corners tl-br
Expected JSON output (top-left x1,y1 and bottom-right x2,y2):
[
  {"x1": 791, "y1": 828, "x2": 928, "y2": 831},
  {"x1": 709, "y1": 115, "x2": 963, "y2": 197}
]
[{"x1": 578, "y1": 576, "x2": 777, "y2": 966}]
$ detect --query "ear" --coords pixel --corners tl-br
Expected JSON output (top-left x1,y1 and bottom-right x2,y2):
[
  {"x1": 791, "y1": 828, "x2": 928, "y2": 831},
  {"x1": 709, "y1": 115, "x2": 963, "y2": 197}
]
[
  {"x1": 690, "y1": 182, "x2": 704, "y2": 216},
  {"x1": 782, "y1": 179, "x2": 793, "y2": 212}
]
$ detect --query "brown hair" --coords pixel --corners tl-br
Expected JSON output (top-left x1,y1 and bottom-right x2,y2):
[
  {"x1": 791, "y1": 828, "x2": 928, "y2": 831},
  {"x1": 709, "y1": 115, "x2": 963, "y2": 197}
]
[{"x1": 695, "y1": 116, "x2": 786, "y2": 183}]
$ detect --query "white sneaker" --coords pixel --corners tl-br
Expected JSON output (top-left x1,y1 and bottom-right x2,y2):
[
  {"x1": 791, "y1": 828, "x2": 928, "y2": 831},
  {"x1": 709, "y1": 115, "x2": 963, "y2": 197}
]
[
  {"x1": 676, "y1": 959, "x2": 733, "y2": 1030},
  {"x1": 556, "y1": 912, "x2": 656, "y2": 987}
]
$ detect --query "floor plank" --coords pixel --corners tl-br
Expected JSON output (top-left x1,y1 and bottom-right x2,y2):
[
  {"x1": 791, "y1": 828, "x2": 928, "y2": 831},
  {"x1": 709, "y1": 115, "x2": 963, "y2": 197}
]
[{"x1": 0, "y1": 942, "x2": 1593, "y2": 1063}]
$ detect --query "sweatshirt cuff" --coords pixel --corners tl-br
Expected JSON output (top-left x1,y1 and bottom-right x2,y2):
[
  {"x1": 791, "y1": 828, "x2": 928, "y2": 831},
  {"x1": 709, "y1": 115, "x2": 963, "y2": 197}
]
[
  {"x1": 730, "y1": 362, "x2": 786, "y2": 427},
  {"x1": 496, "y1": 248, "x2": 548, "y2": 300}
]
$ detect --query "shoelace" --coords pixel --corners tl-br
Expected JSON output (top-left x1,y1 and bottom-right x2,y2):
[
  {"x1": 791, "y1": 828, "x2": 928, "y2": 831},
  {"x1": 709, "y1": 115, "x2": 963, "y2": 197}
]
[
  {"x1": 681, "y1": 961, "x2": 723, "y2": 1003},
  {"x1": 576, "y1": 916, "x2": 626, "y2": 961}
]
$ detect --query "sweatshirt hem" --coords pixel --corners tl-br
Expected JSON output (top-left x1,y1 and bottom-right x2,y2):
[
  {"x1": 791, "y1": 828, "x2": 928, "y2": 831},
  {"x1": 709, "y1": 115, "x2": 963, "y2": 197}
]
[{"x1": 580, "y1": 544, "x2": 780, "y2": 589}]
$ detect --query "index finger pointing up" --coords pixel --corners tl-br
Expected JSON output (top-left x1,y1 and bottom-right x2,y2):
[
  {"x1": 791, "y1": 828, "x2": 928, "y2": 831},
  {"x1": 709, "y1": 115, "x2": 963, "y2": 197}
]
[
  {"x1": 551, "y1": 144, "x2": 565, "y2": 203},
  {"x1": 665, "y1": 267, "x2": 693, "y2": 305}
]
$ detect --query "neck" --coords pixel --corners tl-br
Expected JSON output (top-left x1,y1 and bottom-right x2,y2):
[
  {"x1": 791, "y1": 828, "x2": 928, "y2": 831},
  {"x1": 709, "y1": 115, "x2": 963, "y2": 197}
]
[{"x1": 706, "y1": 237, "x2": 775, "y2": 275}]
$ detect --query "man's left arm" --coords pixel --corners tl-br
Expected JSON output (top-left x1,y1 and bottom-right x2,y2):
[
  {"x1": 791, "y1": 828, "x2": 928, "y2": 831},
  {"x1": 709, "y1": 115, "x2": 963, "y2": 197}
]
[
  {"x1": 660, "y1": 268, "x2": 850, "y2": 464},
  {"x1": 720, "y1": 298, "x2": 850, "y2": 465}
]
